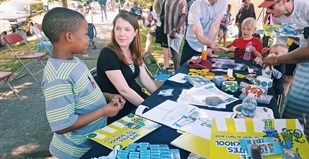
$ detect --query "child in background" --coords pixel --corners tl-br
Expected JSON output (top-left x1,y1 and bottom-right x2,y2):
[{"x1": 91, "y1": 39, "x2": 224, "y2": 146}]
[
  {"x1": 217, "y1": 4, "x2": 232, "y2": 47},
  {"x1": 41, "y1": 8, "x2": 125, "y2": 159},
  {"x1": 144, "y1": 5, "x2": 159, "y2": 53},
  {"x1": 225, "y1": 17, "x2": 263, "y2": 60},
  {"x1": 255, "y1": 44, "x2": 289, "y2": 113}
]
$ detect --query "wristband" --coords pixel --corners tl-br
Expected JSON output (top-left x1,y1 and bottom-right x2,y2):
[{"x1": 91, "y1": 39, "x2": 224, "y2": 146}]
[
  {"x1": 236, "y1": 73, "x2": 245, "y2": 78},
  {"x1": 189, "y1": 68, "x2": 197, "y2": 73},
  {"x1": 228, "y1": 76, "x2": 235, "y2": 81},
  {"x1": 222, "y1": 81, "x2": 238, "y2": 93},
  {"x1": 188, "y1": 72, "x2": 198, "y2": 76}
]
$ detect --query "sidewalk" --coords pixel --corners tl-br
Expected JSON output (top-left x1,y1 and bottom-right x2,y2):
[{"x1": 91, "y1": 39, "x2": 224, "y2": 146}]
[{"x1": 0, "y1": 12, "x2": 118, "y2": 159}]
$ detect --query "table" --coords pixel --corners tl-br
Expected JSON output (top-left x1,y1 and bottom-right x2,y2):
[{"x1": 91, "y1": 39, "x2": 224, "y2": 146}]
[{"x1": 81, "y1": 58, "x2": 279, "y2": 159}]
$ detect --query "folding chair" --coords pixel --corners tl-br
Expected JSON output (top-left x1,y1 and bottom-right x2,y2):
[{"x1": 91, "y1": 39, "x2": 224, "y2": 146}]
[
  {"x1": 3, "y1": 33, "x2": 46, "y2": 83},
  {"x1": 32, "y1": 24, "x2": 53, "y2": 54},
  {"x1": 0, "y1": 71, "x2": 23, "y2": 101},
  {"x1": 142, "y1": 52, "x2": 171, "y2": 81}
]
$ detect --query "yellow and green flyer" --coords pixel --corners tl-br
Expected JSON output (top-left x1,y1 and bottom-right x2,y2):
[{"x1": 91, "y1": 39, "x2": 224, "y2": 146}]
[
  {"x1": 263, "y1": 24, "x2": 300, "y2": 37},
  {"x1": 87, "y1": 113, "x2": 161, "y2": 149},
  {"x1": 209, "y1": 118, "x2": 309, "y2": 159}
]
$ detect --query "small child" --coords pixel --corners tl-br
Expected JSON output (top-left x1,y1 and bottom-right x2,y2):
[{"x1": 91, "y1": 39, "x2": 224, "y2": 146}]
[
  {"x1": 41, "y1": 8, "x2": 125, "y2": 159},
  {"x1": 256, "y1": 43, "x2": 289, "y2": 112},
  {"x1": 225, "y1": 17, "x2": 264, "y2": 60}
]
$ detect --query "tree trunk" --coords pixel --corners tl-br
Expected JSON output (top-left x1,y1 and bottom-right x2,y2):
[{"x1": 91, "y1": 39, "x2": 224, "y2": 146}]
[{"x1": 62, "y1": 0, "x2": 68, "y2": 8}]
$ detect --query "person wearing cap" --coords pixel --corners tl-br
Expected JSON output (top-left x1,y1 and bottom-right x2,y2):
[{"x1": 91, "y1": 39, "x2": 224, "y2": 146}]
[
  {"x1": 259, "y1": 0, "x2": 309, "y2": 97},
  {"x1": 261, "y1": 0, "x2": 309, "y2": 140},
  {"x1": 180, "y1": 0, "x2": 228, "y2": 65}
]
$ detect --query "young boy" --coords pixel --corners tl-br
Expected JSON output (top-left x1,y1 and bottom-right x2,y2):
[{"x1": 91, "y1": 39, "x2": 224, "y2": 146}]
[
  {"x1": 225, "y1": 17, "x2": 263, "y2": 60},
  {"x1": 41, "y1": 8, "x2": 125, "y2": 159},
  {"x1": 256, "y1": 44, "x2": 289, "y2": 113}
]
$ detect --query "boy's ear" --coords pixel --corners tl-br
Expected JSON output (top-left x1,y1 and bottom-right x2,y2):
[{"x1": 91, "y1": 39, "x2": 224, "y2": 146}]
[{"x1": 64, "y1": 32, "x2": 74, "y2": 43}]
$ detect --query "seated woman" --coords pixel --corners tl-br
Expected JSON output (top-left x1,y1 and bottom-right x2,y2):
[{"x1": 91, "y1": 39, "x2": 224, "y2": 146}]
[{"x1": 96, "y1": 12, "x2": 158, "y2": 124}]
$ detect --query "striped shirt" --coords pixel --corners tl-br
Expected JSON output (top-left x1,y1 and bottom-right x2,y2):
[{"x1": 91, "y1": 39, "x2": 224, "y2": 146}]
[
  {"x1": 42, "y1": 57, "x2": 107, "y2": 159},
  {"x1": 186, "y1": 0, "x2": 228, "y2": 52},
  {"x1": 283, "y1": 34, "x2": 309, "y2": 141},
  {"x1": 163, "y1": 0, "x2": 188, "y2": 34}
]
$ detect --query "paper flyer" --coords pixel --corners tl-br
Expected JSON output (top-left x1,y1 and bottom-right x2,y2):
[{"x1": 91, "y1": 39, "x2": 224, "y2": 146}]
[
  {"x1": 87, "y1": 113, "x2": 161, "y2": 149},
  {"x1": 141, "y1": 100, "x2": 233, "y2": 140}
]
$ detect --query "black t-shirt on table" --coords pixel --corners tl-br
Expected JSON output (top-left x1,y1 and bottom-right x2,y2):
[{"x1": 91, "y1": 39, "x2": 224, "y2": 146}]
[{"x1": 97, "y1": 47, "x2": 149, "y2": 124}]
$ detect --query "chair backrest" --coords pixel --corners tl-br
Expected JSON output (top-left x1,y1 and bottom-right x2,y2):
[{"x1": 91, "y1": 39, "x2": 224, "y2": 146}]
[
  {"x1": 2, "y1": 33, "x2": 24, "y2": 44},
  {"x1": 142, "y1": 52, "x2": 158, "y2": 66},
  {"x1": 32, "y1": 25, "x2": 50, "y2": 41},
  {"x1": 32, "y1": 25, "x2": 42, "y2": 35}
]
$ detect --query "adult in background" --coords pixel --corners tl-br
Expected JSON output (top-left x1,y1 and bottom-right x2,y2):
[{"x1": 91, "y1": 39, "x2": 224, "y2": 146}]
[
  {"x1": 235, "y1": 0, "x2": 256, "y2": 38},
  {"x1": 259, "y1": 0, "x2": 309, "y2": 96},
  {"x1": 180, "y1": 0, "x2": 228, "y2": 65},
  {"x1": 263, "y1": 26, "x2": 309, "y2": 140},
  {"x1": 99, "y1": 0, "x2": 108, "y2": 22},
  {"x1": 163, "y1": 0, "x2": 188, "y2": 70}
]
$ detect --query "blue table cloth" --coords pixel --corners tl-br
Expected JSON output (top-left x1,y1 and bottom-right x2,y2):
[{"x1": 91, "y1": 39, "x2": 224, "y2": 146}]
[{"x1": 81, "y1": 58, "x2": 279, "y2": 159}]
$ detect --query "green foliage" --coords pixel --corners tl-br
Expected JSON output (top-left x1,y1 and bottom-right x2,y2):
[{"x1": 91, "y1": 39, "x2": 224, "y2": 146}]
[{"x1": 128, "y1": 0, "x2": 153, "y2": 9}]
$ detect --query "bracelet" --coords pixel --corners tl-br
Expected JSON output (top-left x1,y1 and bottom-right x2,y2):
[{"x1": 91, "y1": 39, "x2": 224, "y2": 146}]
[{"x1": 275, "y1": 56, "x2": 279, "y2": 64}]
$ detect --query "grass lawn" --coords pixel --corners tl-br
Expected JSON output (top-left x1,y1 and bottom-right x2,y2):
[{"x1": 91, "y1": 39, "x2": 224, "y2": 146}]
[{"x1": 0, "y1": 28, "x2": 235, "y2": 73}]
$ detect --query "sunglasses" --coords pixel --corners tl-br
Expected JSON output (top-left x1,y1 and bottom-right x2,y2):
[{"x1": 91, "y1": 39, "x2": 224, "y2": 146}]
[{"x1": 268, "y1": 0, "x2": 280, "y2": 10}]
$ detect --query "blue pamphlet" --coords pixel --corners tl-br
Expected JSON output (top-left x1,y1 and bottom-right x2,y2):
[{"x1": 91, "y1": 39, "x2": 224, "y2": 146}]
[{"x1": 240, "y1": 137, "x2": 283, "y2": 157}]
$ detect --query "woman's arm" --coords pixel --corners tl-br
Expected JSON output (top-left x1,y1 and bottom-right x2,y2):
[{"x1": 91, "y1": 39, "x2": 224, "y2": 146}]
[
  {"x1": 105, "y1": 70, "x2": 144, "y2": 106},
  {"x1": 139, "y1": 66, "x2": 157, "y2": 93},
  {"x1": 251, "y1": 4, "x2": 256, "y2": 19}
]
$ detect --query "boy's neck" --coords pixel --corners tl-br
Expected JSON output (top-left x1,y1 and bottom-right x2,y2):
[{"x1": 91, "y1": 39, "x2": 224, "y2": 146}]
[
  {"x1": 242, "y1": 36, "x2": 253, "y2": 40},
  {"x1": 51, "y1": 48, "x2": 74, "y2": 60}
]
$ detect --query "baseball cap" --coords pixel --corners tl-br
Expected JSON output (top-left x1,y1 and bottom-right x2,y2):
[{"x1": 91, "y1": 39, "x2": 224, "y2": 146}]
[{"x1": 258, "y1": 0, "x2": 276, "y2": 8}]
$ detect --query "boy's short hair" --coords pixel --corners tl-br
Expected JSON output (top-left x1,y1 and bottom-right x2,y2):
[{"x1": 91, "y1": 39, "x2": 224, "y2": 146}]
[
  {"x1": 271, "y1": 43, "x2": 289, "y2": 55},
  {"x1": 242, "y1": 17, "x2": 257, "y2": 28},
  {"x1": 42, "y1": 7, "x2": 85, "y2": 43}
]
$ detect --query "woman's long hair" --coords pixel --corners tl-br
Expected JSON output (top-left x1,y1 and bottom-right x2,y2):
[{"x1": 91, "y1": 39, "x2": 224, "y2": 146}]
[{"x1": 106, "y1": 11, "x2": 143, "y2": 66}]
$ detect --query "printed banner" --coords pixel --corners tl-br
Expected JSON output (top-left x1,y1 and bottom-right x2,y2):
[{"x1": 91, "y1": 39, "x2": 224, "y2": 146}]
[{"x1": 209, "y1": 118, "x2": 309, "y2": 159}]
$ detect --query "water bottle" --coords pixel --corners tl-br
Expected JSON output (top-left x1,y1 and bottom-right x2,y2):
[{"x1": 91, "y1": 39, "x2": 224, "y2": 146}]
[
  {"x1": 243, "y1": 42, "x2": 252, "y2": 60},
  {"x1": 241, "y1": 93, "x2": 257, "y2": 118}
]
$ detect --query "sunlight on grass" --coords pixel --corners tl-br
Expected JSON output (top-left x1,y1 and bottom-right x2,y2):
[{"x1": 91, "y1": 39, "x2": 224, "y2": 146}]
[{"x1": 0, "y1": 41, "x2": 37, "y2": 72}]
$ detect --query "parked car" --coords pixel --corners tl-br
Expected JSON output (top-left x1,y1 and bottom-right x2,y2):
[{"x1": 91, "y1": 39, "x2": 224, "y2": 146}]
[
  {"x1": 0, "y1": 0, "x2": 44, "y2": 36},
  {"x1": 48, "y1": 1, "x2": 62, "y2": 10},
  {"x1": 0, "y1": 20, "x2": 12, "y2": 47}
]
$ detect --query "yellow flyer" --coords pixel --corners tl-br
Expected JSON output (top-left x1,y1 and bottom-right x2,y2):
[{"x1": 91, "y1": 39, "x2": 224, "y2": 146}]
[
  {"x1": 171, "y1": 132, "x2": 210, "y2": 158},
  {"x1": 209, "y1": 118, "x2": 309, "y2": 159},
  {"x1": 87, "y1": 113, "x2": 161, "y2": 149}
]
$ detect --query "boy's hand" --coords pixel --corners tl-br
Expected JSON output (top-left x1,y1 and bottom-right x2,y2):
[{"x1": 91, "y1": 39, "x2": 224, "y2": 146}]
[
  {"x1": 110, "y1": 94, "x2": 126, "y2": 107},
  {"x1": 210, "y1": 42, "x2": 221, "y2": 52},
  {"x1": 262, "y1": 47, "x2": 270, "y2": 55},
  {"x1": 102, "y1": 99, "x2": 125, "y2": 117},
  {"x1": 251, "y1": 46, "x2": 256, "y2": 52},
  {"x1": 228, "y1": 46, "x2": 236, "y2": 52}
]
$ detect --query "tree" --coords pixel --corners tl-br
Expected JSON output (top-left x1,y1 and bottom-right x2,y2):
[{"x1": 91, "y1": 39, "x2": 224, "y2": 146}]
[
  {"x1": 128, "y1": 0, "x2": 153, "y2": 9},
  {"x1": 62, "y1": 0, "x2": 68, "y2": 8}
]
